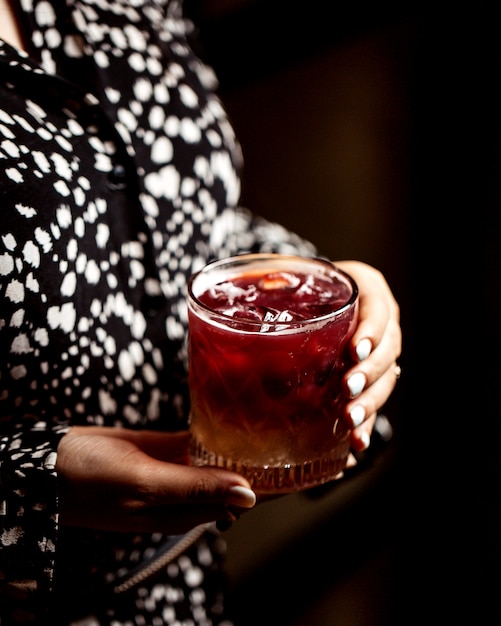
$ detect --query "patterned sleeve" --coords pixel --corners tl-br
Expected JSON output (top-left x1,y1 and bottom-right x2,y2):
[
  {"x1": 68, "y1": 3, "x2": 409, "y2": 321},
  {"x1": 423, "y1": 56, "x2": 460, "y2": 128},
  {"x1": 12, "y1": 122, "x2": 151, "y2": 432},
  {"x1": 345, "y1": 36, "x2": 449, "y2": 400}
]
[
  {"x1": 209, "y1": 206, "x2": 319, "y2": 260},
  {"x1": 0, "y1": 419, "x2": 70, "y2": 622}
]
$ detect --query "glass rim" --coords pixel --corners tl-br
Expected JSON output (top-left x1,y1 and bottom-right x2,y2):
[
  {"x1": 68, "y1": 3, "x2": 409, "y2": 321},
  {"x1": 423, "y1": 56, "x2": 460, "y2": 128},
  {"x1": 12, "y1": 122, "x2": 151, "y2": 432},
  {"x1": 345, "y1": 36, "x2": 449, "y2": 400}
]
[{"x1": 187, "y1": 253, "x2": 359, "y2": 333}]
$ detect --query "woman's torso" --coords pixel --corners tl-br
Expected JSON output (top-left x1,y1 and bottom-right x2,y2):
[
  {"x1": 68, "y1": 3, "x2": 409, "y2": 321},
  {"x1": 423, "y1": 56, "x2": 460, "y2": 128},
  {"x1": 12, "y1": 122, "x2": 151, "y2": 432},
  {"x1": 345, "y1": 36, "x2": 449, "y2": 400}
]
[
  {"x1": 0, "y1": 0, "x2": 242, "y2": 614},
  {"x1": 0, "y1": 0, "x2": 243, "y2": 431}
]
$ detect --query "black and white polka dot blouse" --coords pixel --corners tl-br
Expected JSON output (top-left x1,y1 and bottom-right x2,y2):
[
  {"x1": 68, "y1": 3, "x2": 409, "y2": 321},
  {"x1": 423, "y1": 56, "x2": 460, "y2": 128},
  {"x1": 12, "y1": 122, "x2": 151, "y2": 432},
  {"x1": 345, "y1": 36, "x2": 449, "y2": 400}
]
[{"x1": 0, "y1": 0, "x2": 315, "y2": 623}]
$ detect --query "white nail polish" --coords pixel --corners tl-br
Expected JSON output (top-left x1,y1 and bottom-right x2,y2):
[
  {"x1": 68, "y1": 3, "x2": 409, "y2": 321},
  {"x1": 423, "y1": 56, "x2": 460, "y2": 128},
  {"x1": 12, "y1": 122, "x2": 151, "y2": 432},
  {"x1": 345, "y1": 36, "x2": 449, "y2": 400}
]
[
  {"x1": 347, "y1": 372, "x2": 366, "y2": 398},
  {"x1": 356, "y1": 338, "x2": 372, "y2": 362},
  {"x1": 227, "y1": 486, "x2": 256, "y2": 508},
  {"x1": 359, "y1": 431, "x2": 371, "y2": 450},
  {"x1": 349, "y1": 404, "x2": 366, "y2": 428}
]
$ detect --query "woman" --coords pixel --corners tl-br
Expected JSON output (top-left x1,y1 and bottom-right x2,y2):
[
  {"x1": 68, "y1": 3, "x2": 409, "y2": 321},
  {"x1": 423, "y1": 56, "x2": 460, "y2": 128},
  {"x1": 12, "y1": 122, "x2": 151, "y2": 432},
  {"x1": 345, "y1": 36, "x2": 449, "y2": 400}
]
[{"x1": 0, "y1": 0, "x2": 401, "y2": 623}]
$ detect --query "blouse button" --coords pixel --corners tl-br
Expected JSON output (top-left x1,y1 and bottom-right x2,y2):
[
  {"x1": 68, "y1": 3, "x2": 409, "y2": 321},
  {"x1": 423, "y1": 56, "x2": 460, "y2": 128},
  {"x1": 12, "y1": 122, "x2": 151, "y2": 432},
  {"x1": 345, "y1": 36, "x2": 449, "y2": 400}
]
[{"x1": 108, "y1": 164, "x2": 127, "y2": 190}]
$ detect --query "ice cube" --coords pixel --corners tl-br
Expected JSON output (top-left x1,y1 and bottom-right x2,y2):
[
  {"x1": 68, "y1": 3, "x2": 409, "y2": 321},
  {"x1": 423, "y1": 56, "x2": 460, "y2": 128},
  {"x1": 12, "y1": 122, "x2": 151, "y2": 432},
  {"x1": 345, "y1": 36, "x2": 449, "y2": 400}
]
[
  {"x1": 295, "y1": 273, "x2": 334, "y2": 300},
  {"x1": 262, "y1": 308, "x2": 293, "y2": 323},
  {"x1": 231, "y1": 306, "x2": 265, "y2": 322},
  {"x1": 263, "y1": 310, "x2": 277, "y2": 322},
  {"x1": 277, "y1": 310, "x2": 293, "y2": 322},
  {"x1": 210, "y1": 281, "x2": 257, "y2": 305}
]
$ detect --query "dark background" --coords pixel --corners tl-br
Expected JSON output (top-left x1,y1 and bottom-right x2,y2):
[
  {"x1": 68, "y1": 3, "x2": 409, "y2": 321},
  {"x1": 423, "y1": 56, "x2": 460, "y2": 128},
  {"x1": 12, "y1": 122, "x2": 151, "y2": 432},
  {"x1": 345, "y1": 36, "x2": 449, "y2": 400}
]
[{"x1": 185, "y1": 2, "x2": 501, "y2": 623}]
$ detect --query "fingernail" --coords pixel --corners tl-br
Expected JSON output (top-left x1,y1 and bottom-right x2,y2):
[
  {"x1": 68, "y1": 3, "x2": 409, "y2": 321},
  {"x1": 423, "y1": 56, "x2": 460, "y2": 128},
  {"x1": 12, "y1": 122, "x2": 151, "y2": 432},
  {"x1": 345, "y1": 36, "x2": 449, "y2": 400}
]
[
  {"x1": 356, "y1": 338, "x2": 372, "y2": 362},
  {"x1": 358, "y1": 431, "x2": 371, "y2": 450},
  {"x1": 226, "y1": 486, "x2": 256, "y2": 508},
  {"x1": 347, "y1": 372, "x2": 366, "y2": 398},
  {"x1": 349, "y1": 404, "x2": 366, "y2": 428}
]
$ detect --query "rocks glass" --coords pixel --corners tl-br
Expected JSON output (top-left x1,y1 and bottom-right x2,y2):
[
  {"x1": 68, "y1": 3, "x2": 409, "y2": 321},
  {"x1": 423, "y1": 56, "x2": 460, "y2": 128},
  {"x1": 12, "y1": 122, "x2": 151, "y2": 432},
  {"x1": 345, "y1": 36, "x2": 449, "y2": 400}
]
[{"x1": 187, "y1": 253, "x2": 359, "y2": 494}]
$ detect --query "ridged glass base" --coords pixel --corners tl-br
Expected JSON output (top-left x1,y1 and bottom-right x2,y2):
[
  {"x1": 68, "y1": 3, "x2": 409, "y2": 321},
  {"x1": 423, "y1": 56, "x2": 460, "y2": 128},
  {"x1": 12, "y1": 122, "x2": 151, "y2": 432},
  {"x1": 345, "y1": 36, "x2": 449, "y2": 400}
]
[{"x1": 189, "y1": 438, "x2": 350, "y2": 494}]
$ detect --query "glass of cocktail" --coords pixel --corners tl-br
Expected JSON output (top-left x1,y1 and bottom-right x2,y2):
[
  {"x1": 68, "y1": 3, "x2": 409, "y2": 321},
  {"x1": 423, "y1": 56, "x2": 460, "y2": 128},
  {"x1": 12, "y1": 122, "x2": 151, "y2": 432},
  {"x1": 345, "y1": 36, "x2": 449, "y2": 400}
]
[{"x1": 187, "y1": 253, "x2": 359, "y2": 494}]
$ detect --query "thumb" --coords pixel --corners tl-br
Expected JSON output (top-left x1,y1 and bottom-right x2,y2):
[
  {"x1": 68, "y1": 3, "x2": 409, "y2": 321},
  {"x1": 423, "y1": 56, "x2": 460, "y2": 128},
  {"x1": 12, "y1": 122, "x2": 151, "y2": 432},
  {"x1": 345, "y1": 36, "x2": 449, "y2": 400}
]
[{"x1": 150, "y1": 461, "x2": 257, "y2": 509}]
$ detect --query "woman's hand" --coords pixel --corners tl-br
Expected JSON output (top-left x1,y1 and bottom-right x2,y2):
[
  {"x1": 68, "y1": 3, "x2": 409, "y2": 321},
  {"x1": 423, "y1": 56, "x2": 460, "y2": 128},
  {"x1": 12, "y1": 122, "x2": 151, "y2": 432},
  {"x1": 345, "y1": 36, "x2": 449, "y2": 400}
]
[
  {"x1": 55, "y1": 427, "x2": 256, "y2": 534},
  {"x1": 334, "y1": 260, "x2": 402, "y2": 452}
]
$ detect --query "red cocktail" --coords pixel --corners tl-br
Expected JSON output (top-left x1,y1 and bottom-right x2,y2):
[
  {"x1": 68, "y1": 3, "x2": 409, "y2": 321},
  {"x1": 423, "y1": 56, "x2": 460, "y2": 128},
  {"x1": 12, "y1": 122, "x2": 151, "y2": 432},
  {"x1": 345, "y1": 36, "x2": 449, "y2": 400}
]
[{"x1": 187, "y1": 254, "x2": 358, "y2": 494}]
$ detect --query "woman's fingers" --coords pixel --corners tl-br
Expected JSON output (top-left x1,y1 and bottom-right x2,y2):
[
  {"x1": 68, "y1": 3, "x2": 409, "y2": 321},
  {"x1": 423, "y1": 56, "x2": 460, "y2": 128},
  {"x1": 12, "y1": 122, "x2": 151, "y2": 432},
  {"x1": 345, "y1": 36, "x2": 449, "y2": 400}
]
[
  {"x1": 336, "y1": 261, "x2": 401, "y2": 365},
  {"x1": 56, "y1": 427, "x2": 256, "y2": 533},
  {"x1": 334, "y1": 260, "x2": 402, "y2": 435}
]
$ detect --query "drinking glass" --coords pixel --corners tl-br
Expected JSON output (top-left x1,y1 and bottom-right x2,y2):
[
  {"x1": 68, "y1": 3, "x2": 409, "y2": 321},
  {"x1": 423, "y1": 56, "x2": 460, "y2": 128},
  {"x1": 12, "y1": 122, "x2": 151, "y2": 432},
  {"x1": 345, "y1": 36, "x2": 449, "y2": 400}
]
[{"x1": 187, "y1": 253, "x2": 359, "y2": 494}]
